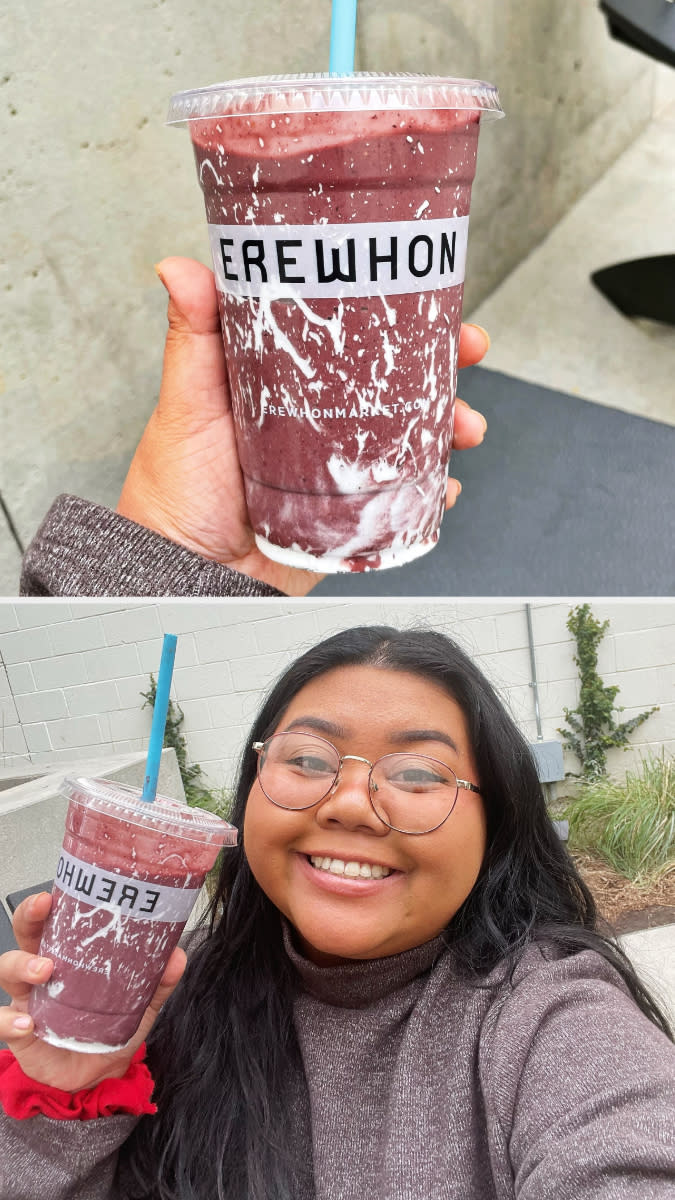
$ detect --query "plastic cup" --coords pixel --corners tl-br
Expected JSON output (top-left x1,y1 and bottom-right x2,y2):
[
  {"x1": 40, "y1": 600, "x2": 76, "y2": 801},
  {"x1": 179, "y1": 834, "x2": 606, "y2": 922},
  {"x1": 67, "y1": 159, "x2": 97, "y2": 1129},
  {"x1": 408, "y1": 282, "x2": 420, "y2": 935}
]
[
  {"x1": 167, "y1": 73, "x2": 503, "y2": 573},
  {"x1": 28, "y1": 776, "x2": 237, "y2": 1053}
]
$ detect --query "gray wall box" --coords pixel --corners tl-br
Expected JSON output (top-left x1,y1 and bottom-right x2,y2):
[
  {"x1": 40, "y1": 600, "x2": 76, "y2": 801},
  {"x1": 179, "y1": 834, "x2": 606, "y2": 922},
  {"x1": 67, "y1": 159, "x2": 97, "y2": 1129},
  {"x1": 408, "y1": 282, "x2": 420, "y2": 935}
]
[
  {"x1": 0, "y1": 2, "x2": 657, "y2": 564},
  {"x1": 529, "y1": 740, "x2": 565, "y2": 784}
]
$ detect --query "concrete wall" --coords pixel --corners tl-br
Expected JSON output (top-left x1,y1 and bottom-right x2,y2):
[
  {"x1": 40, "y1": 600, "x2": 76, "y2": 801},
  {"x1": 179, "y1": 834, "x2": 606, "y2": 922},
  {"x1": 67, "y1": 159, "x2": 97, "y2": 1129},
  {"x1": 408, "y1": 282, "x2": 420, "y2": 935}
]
[
  {"x1": 1, "y1": 601, "x2": 673, "y2": 795},
  {"x1": 0, "y1": 748, "x2": 184, "y2": 902},
  {"x1": 0, "y1": 0, "x2": 657, "y2": 569}
]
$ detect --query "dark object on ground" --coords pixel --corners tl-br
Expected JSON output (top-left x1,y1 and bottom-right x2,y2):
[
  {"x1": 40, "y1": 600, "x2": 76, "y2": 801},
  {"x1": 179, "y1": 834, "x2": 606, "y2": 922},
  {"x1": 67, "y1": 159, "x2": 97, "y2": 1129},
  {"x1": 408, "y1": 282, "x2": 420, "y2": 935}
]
[
  {"x1": 6, "y1": 882, "x2": 53, "y2": 914},
  {"x1": 0, "y1": 905, "x2": 14, "y2": 1009},
  {"x1": 600, "y1": 0, "x2": 675, "y2": 67},
  {"x1": 314, "y1": 368, "x2": 675, "y2": 596},
  {"x1": 596, "y1": 2, "x2": 675, "y2": 324},
  {"x1": 592, "y1": 256, "x2": 675, "y2": 325},
  {"x1": 0, "y1": 882, "x2": 54, "y2": 1032}
]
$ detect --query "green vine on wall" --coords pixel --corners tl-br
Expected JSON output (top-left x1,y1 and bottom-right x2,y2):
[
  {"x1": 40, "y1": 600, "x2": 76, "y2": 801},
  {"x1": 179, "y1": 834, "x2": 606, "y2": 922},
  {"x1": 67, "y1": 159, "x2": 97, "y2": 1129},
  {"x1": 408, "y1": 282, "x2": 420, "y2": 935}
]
[
  {"x1": 557, "y1": 604, "x2": 658, "y2": 780},
  {"x1": 141, "y1": 676, "x2": 209, "y2": 806}
]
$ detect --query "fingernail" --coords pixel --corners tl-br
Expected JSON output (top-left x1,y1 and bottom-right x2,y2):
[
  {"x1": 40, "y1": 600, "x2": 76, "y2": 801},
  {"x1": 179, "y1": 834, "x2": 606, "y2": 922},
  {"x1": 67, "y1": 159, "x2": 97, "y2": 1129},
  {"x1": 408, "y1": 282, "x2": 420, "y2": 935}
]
[
  {"x1": 478, "y1": 412, "x2": 488, "y2": 435},
  {"x1": 467, "y1": 323, "x2": 491, "y2": 351},
  {"x1": 13, "y1": 1015, "x2": 32, "y2": 1031},
  {"x1": 153, "y1": 263, "x2": 168, "y2": 290},
  {"x1": 28, "y1": 957, "x2": 48, "y2": 975},
  {"x1": 455, "y1": 480, "x2": 462, "y2": 497}
]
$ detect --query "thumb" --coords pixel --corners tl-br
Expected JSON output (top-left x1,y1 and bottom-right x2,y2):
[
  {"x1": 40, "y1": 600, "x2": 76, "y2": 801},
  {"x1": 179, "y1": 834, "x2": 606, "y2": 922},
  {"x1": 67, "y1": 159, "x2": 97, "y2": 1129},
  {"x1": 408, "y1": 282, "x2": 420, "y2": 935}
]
[
  {"x1": 155, "y1": 257, "x2": 230, "y2": 421},
  {"x1": 134, "y1": 946, "x2": 188, "y2": 1043},
  {"x1": 155, "y1": 256, "x2": 221, "y2": 337}
]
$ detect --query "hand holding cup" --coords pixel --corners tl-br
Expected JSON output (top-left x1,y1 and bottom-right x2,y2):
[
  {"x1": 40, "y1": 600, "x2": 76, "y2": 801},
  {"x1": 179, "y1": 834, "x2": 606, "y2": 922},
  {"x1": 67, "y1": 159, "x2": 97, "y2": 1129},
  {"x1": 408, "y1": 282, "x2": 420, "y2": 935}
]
[
  {"x1": 118, "y1": 257, "x2": 491, "y2": 596},
  {"x1": 0, "y1": 891, "x2": 186, "y2": 1092}
]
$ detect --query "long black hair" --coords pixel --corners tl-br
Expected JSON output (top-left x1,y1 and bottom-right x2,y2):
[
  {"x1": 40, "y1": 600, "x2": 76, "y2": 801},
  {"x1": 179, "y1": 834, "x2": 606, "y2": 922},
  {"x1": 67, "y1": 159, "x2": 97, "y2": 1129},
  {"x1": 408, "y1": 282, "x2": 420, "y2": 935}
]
[{"x1": 123, "y1": 626, "x2": 672, "y2": 1199}]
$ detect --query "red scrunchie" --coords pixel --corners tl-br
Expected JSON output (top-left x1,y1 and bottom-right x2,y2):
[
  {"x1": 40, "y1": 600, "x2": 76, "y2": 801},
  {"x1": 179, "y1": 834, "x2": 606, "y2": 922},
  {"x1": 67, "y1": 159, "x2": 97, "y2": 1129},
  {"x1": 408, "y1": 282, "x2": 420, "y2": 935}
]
[{"x1": 0, "y1": 1042, "x2": 157, "y2": 1120}]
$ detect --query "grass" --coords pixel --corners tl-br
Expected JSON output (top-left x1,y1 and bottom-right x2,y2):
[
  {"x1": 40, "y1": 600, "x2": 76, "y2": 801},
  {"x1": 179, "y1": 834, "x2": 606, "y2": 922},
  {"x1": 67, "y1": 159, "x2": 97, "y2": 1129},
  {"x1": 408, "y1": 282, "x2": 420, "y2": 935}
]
[{"x1": 563, "y1": 752, "x2": 675, "y2": 887}]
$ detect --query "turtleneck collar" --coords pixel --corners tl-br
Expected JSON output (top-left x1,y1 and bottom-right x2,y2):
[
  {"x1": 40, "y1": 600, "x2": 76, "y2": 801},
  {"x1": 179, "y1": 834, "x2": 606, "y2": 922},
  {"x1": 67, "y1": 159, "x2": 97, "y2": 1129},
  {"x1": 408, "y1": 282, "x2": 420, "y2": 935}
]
[{"x1": 281, "y1": 918, "x2": 449, "y2": 1007}]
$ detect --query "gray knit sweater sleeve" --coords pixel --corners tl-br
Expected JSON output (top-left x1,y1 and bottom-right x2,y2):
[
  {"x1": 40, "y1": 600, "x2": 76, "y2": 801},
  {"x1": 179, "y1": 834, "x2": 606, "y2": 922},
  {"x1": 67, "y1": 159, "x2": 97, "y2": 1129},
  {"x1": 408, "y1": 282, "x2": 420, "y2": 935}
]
[
  {"x1": 480, "y1": 948, "x2": 675, "y2": 1199},
  {"x1": 19, "y1": 495, "x2": 285, "y2": 597},
  {"x1": 0, "y1": 1111, "x2": 136, "y2": 1200}
]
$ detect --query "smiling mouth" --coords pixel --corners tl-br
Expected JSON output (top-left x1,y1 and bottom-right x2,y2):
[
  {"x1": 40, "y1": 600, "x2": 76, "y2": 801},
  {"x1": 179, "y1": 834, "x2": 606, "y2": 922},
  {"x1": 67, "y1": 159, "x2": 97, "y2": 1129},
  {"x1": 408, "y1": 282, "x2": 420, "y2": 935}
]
[{"x1": 307, "y1": 855, "x2": 393, "y2": 879}]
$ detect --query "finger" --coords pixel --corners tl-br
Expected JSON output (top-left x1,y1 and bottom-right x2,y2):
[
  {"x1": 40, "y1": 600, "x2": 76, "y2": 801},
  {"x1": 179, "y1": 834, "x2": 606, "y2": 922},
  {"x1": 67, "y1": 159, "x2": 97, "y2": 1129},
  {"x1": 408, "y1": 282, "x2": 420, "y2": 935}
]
[
  {"x1": 0, "y1": 1007, "x2": 36, "y2": 1049},
  {"x1": 150, "y1": 945, "x2": 187, "y2": 1004},
  {"x1": 12, "y1": 891, "x2": 53, "y2": 957},
  {"x1": 445, "y1": 478, "x2": 462, "y2": 510},
  {"x1": 155, "y1": 257, "x2": 229, "y2": 422},
  {"x1": 134, "y1": 947, "x2": 188, "y2": 1041},
  {"x1": 452, "y1": 396, "x2": 487, "y2": 450},
  {"x1": 457, "y1": 323, "x2": 490, "y2": 369},
  {"x1": 0, "y1": 949, "x2": 53, "y2": 1008}
]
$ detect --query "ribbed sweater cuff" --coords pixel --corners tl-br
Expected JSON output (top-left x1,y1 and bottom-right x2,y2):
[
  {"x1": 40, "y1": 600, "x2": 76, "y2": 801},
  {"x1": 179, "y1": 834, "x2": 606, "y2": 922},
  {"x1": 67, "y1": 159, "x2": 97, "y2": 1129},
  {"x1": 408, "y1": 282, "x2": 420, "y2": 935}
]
[{"x1": 19, "y1": 495, "x2": 285, "y2": 597}]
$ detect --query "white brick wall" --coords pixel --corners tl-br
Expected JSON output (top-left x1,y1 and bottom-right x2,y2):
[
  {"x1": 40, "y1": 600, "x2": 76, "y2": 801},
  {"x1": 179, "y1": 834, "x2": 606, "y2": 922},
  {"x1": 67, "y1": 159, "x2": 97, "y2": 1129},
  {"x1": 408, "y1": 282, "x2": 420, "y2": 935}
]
[
  {"x1": 0, "y1": 654, "x2": 28, "y2": 766},
  {"x1": 0, "y1": 601, "x2": 673, "y2": 792}
]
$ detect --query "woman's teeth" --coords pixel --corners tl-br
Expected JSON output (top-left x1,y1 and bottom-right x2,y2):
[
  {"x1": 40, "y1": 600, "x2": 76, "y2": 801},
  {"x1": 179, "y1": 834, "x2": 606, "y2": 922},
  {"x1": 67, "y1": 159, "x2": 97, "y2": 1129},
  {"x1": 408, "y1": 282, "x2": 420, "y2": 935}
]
[{"x1": 309, "y1": 856, "x2": 391, "y2": 879}]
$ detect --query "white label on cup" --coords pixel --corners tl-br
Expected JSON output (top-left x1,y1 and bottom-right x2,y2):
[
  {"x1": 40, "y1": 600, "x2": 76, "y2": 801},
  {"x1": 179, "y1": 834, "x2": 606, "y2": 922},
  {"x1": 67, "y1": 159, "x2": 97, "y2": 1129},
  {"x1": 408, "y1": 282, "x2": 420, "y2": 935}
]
[
  {"x1": 53, "y1": 850, "x2": 202, "y2": 923},
  {"x1": 208, "y1": 216, "x2": 469, "y2": 299}
]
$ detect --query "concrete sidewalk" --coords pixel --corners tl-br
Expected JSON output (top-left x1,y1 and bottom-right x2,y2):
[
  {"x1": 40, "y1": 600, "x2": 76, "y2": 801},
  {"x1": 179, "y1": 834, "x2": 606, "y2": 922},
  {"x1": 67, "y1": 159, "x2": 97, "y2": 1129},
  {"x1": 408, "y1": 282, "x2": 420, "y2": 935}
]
[
  {"x1": 2, "y1": 91, "x2": 675, "y2": 596},
  {"x1": 469, "y1": 98, "x2": 675, "y2": 427},
  {"x1": 620, "y1": 924, "x2": 675, "y2": 1028}
]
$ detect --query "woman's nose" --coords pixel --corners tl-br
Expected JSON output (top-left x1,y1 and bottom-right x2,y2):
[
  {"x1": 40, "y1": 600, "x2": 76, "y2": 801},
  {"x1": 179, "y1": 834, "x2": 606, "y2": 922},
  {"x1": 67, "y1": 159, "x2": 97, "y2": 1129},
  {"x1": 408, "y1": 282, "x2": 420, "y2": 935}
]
[{"x1": 315, "y1": 760, "x2": 389, "y2": 834}]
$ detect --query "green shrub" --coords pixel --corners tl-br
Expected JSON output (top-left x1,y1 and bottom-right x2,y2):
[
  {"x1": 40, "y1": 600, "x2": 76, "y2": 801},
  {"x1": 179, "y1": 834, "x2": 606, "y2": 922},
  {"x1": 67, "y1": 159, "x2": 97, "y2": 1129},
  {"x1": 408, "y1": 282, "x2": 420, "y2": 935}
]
[
  {"x1": 558, "y1": 603, "x2": 658, "y2": 779},
  {"x1": 564, "y1": 752, "x2": 675, "y2": 885}
]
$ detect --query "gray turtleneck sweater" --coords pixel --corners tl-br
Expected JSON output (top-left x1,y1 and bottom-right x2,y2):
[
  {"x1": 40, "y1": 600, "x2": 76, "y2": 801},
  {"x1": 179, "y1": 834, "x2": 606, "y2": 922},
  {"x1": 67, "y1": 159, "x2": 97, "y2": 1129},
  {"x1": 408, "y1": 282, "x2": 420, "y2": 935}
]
[{"x1": 1, "y1": 930, "x2": 674, "y2": 1199}]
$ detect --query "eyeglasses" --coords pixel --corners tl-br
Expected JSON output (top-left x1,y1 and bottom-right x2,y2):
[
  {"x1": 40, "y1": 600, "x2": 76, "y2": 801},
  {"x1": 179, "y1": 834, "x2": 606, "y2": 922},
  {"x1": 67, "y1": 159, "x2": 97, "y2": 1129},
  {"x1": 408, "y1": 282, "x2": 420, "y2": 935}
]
[{"x1": 252, "y1": 731, "x2": 480, "y2": 835}]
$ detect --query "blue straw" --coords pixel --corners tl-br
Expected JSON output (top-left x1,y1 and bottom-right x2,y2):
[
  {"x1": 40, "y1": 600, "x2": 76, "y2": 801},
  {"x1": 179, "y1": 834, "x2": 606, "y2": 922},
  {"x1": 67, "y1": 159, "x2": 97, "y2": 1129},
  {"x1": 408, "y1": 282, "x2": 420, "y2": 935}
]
[
  {"x1": 141, "y1": 634, "x2": 178, "y2": 803},
  {"x1": 329, "y1": 0, "x2": 358, "y2": 74}
]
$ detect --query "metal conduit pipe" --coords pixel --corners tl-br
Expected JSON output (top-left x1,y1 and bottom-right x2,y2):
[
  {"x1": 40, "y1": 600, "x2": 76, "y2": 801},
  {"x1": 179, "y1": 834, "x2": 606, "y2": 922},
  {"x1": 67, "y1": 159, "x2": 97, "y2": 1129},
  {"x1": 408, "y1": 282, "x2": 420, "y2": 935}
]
[
  {"x1": 524, "y1": 605, "x2": 567, "y2": 837},
  {"x1": 526, "y1": 603, "x2": 544, "y2": 743},
  {"x1": 526, "y1": 604, "x2": 549, "y2": 807}
]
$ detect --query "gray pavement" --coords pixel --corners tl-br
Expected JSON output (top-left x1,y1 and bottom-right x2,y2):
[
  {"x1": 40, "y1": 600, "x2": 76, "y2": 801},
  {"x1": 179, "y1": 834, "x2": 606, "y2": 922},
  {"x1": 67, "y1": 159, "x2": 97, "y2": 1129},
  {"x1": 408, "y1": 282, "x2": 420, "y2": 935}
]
[
  {"x1": 0, "y1": 1, "x2": 663, "y2": 598},
  {"x1": 470, "y1": 100, "x2": 675, "y2": 428},
  {"x1": 313, "y1": 369, "x2": 675, "y2": 597},
  {"x1": 0, "y1": 525, "x2": 21, "y2": 598},
  {"x1": 620, "y1": 924, "x2": 675, "y2": 1029},
  {"x1": 3, "y1": 99, "x2": 674, "y2": 597}
]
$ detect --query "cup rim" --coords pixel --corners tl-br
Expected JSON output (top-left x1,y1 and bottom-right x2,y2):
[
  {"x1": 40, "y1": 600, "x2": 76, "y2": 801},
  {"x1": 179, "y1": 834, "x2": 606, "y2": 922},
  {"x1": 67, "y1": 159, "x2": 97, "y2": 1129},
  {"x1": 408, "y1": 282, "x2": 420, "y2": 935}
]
[
  {"x1": 166, "y1": 71, "x2": 505, "y2": 125},
  {"x1": 61, "y1": 775, "x2": 238, "y2": 845}
]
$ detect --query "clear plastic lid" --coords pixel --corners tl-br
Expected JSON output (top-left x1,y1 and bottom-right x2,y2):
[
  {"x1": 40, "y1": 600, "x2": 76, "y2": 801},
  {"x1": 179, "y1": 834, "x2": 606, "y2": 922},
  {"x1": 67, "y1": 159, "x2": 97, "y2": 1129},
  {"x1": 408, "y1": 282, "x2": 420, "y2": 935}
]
[
  {"x1": 62, "y1": 776, "x2": 238, "y2": 846},
  {"x1": 166, "y1": 72, "x2": 504, "y2": 125}
]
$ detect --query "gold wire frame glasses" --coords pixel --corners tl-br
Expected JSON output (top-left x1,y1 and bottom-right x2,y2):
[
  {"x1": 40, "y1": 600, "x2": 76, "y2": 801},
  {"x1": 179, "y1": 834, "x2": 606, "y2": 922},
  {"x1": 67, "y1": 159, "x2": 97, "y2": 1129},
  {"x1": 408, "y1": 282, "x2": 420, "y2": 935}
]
[{"x1": 252, "y1": 731, "x2": 480, "y2": 835}]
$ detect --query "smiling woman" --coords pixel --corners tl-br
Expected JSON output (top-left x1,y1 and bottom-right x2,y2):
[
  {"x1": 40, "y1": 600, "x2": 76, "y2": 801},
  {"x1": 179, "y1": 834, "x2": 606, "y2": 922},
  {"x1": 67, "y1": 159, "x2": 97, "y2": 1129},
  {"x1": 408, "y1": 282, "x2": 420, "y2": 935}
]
[
  {"x1": 244, "y1": 666, "x2": 487, "y2": 965},
  {"x1": 1, "y1": 626, "x2": 674, "y2": 1200}
]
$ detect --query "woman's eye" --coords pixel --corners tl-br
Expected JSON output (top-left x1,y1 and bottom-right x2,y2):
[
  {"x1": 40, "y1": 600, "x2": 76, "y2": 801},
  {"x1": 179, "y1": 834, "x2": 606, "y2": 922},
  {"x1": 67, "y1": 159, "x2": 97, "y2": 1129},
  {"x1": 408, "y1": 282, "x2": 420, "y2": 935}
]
[
  {"x1": 390, "y1": 767, "x2": 447, "y2": 790},
  {"x1": 287, "y1": 754, "x2": 334, "y2": 775}
]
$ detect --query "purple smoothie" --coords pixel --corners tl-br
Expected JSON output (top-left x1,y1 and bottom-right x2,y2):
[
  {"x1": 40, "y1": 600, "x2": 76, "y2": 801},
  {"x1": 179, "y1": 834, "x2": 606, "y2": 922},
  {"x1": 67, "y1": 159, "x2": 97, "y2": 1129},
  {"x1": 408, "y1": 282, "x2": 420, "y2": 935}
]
[
  {"x1": 28, "y1": 777, "x2": 237, "y2": 1052},
  {"x1": 169, "y1": 75, "x2": 503, "y2": 572}
]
